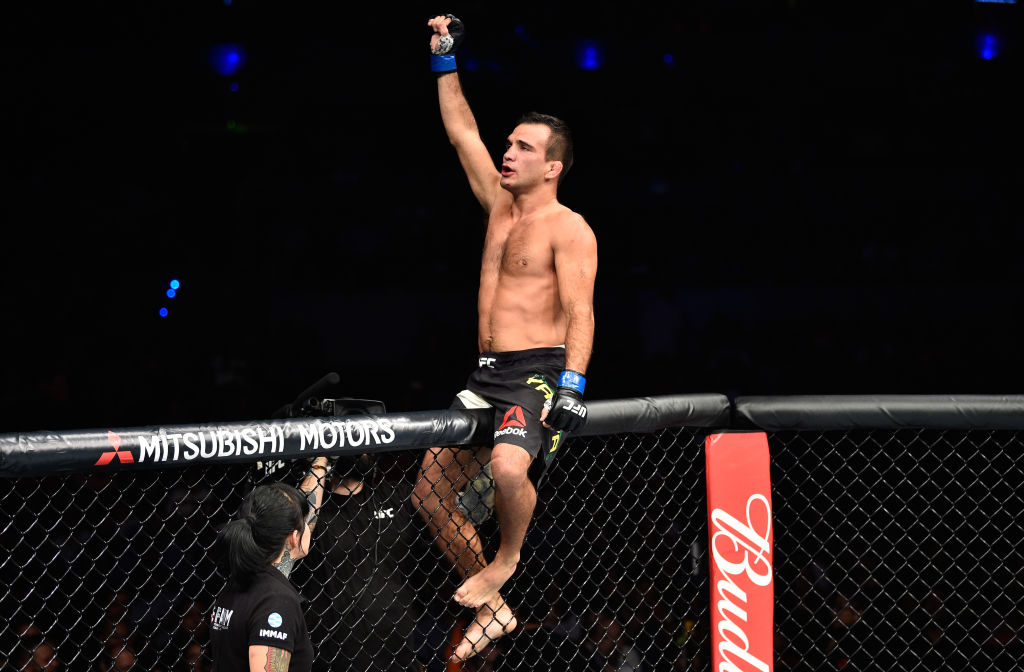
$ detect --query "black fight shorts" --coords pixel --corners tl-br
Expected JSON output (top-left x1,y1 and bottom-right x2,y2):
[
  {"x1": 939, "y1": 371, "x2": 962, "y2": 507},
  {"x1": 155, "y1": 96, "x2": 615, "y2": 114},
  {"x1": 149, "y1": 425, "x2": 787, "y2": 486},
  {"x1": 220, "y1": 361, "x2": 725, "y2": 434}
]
[{"x1": 449, "y1": 347, "x2": 566, "y2": 459}]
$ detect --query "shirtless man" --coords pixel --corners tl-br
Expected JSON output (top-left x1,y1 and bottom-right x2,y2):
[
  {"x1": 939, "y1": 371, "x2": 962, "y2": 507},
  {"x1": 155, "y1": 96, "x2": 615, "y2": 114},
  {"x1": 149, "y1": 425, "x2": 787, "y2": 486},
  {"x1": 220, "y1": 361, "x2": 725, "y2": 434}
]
[{"x1": 410, "y1": 14, "x2": 598, "y2": 661}]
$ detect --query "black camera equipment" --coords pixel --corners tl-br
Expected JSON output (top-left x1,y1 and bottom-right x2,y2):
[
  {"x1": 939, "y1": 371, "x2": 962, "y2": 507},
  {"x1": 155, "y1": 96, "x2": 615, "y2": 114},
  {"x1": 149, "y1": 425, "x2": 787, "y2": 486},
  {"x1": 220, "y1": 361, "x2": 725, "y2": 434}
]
[{"x1": 260, "y1": 373, "x2": 387, "y2": 480}]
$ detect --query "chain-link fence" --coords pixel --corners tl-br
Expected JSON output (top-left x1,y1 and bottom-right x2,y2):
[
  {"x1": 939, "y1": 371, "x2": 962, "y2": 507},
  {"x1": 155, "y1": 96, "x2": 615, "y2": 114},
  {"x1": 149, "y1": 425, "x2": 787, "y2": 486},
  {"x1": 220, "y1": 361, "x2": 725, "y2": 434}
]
[
  {"x1": 0, "y1": 427, "x2": 712, "y2": 672},
  {"x1": 770, "y1": 428, "x2": 1024, "y2": 671},
  {"x1": 5, "y1": 397, "x2": 1024, "y2": 672}
]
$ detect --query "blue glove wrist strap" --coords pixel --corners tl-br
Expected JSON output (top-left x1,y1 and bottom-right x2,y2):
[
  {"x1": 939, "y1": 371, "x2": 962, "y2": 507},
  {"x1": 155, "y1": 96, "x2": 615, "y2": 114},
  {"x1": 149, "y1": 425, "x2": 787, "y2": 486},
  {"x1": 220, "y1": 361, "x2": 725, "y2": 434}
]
[
  {"x1": 431, "y1": 54, "x2": 457, "y2": 73},
  {"x1": 558, "y1": 370, "x2": 586, "y2": 395}
]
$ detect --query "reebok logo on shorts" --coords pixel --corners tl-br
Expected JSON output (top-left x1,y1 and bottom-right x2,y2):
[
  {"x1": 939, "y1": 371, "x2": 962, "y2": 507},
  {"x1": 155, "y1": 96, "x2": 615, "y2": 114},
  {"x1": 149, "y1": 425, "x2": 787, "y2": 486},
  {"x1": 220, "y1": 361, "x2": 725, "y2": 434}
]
[
  {"x1": 498, "y1": 406, "x2": 526, "y2": 430},
  {"x1": 494, "y1": 405, "x2": 528, "y2": 439}
]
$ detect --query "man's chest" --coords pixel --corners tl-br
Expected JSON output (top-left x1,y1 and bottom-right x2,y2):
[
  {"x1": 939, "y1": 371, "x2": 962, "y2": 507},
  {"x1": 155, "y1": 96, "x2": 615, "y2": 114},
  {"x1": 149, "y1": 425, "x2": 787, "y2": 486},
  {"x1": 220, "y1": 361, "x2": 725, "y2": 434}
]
[{"x1": 482, "y1": 219, "x2": 554, "y2": 275}]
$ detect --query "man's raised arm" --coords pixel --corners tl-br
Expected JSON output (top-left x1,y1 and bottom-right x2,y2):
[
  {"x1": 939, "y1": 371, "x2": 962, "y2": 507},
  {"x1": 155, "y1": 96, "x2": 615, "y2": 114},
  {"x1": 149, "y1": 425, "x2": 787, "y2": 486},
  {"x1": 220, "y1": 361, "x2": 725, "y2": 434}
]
[{"x1": 428, "y1": 15, "x2": 500, "y2": 212}]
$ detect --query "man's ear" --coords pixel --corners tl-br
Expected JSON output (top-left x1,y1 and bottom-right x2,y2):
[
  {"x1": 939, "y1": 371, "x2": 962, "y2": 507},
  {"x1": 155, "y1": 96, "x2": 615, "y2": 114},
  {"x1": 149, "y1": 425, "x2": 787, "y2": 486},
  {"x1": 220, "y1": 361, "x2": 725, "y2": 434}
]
[{"x1": 546, "y1": 161, "x2": 564, "y2": 181}]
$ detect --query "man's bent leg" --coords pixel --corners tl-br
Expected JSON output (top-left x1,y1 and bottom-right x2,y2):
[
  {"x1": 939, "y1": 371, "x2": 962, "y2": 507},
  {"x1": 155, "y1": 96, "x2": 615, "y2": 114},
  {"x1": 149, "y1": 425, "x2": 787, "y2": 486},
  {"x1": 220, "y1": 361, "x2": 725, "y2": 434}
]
[
  {"x1": 453, "y1": 442, "x2": 535, "y2": 608},
  {"x1": 411, "y1": 445, "x2": 491, "y2": 581}
]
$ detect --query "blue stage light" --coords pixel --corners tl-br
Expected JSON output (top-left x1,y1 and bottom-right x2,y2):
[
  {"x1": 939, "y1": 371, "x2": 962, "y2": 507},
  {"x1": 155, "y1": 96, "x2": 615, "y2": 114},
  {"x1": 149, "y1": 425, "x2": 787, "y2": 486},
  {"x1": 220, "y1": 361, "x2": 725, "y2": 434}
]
[
  {"x1": 664, "y1": 53, "x2": 675, "y2": 65},
  {"x1": 974, "y1": 33, "x2": 999, "y2": 59},
  {"x1": 230, "y1": 82, "x2": 239, "y2": 92},
  {"x1": 210, "y1": 44, "x2": 246, "y2": 76},
  {"x1": 166, "y1": 289, "x2": 176, "y2": 299},
  {"x1": 577, "y1": 42, "x2": 603, "y2": 70},
  {"x1": 980, "y1": 34, "x2": 998, "y2": 60},
  {"x1": 159, "y1": 307, "x2": 169, "y2": 317},
  {"x1": 170, "y1": 279, "x2": 180, "y2": 290},
  {"x1": 981, "y1": 34, "x2": 997, "y2": 59}
]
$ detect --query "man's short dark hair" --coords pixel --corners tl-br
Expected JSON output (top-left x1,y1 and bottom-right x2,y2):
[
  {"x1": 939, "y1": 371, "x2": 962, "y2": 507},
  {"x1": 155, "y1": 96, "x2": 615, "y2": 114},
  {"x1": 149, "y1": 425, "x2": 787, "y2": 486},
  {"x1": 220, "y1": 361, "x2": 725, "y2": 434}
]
[{"x1": 517, "y1": 111, "x2": 574, "y2": 184}]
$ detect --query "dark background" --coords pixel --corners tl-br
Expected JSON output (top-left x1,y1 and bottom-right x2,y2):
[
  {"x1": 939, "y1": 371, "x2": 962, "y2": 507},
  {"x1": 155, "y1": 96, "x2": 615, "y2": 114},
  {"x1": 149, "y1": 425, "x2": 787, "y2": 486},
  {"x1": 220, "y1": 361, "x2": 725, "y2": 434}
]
[{"x1": 3, "y1": 2, "x2": 1022, "y2": 433}]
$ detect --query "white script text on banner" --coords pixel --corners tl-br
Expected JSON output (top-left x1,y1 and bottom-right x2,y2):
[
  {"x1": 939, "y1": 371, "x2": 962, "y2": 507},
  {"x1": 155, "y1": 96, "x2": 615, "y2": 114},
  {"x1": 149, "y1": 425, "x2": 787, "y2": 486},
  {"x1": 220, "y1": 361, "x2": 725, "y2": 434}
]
[{"x1": 705, "y1": 432, "x2": 774, "y2": 672}]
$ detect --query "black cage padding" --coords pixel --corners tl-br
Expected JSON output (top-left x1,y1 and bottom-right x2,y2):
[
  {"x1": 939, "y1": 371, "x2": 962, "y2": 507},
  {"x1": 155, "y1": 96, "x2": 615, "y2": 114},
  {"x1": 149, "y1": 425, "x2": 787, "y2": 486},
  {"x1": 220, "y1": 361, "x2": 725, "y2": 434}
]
[
  {"x1": 577, "y1": 393, "x2": 730, "y2": 436},
  {"x1": 736, "y1": 395, "x2": 1024, "y2": 431},
  {"x1": 0, "y1": 394, "x2": 728, "y2": 478}
]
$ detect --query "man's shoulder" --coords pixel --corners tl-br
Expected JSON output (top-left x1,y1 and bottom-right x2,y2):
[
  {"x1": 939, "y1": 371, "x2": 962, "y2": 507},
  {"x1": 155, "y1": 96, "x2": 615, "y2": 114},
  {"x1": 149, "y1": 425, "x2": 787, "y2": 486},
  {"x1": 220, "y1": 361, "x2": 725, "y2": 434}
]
[
  {"x1": 547, "y1": 205, "x2": 595, "y2": 248},
  {"x1": 543, "y1": 203, "x2": 589, "y2": 230}
]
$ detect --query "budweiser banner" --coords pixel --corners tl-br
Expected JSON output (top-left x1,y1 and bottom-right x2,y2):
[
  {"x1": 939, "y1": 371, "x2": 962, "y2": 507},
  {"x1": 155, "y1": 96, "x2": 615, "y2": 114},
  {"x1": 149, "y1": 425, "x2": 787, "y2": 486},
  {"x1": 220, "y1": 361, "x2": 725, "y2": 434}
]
[{"x1": 705, "y1": 431, "x2": 774, "y2": 672}]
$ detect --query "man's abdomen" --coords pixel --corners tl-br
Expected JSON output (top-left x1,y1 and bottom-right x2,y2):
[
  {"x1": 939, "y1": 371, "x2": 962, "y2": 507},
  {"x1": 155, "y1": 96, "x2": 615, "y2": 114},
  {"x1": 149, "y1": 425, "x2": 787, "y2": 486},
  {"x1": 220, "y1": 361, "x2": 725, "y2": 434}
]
[{"x1": 478, "y1": 277, "x2": 565, "y2": 352}]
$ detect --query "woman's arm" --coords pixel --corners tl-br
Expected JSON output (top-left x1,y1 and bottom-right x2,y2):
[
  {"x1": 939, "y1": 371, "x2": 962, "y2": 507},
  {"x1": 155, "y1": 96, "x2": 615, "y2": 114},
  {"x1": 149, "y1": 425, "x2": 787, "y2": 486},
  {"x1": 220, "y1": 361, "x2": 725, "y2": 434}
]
[{"x1": 249, "y1": 645, "x2": 291, "y2": 672}]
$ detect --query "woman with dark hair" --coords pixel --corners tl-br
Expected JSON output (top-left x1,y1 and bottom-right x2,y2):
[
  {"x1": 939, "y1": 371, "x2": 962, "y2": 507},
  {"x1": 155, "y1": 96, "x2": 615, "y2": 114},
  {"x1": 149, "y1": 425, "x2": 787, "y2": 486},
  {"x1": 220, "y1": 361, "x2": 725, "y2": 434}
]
[{"x1": 210, "y1": 481, "x2": 322, "y2": 672}]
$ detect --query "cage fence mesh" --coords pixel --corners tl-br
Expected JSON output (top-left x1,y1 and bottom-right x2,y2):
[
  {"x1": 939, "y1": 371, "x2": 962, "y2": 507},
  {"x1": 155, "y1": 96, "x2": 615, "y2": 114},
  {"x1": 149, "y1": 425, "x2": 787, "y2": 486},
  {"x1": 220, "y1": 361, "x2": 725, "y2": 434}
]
[
  {"x1": 0, "y1": 427, "x2": 710, "y2": 672},
  {"x1": 3, "y1": 425, "x2": 1023, "y2": 672},
  {"x1": 770, "y1": 428, "x2": 1024, "y2": 671}
]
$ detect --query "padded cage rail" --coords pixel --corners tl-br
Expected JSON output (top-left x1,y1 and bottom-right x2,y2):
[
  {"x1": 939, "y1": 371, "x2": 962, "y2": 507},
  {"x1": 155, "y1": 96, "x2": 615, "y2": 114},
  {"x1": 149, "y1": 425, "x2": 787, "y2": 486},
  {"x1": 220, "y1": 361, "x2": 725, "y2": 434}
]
[{"x1": 0, "y1": 394, "x2": 730, "y2": 478}]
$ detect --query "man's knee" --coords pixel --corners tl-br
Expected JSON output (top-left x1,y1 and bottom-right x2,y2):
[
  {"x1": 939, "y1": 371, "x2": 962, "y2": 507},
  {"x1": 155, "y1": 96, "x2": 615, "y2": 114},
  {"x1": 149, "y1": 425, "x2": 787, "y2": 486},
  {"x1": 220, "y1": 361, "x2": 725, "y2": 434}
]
[{"x1": 489, "y1": 446, "x2": 532, "y2": 489}]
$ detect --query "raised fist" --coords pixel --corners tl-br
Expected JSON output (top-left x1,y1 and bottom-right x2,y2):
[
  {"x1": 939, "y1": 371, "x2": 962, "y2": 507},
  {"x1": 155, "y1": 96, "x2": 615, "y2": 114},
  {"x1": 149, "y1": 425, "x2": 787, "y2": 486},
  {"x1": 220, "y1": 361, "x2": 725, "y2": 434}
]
[{"x1": 427, "y1": 14, "x2": 464, "y2": 55}]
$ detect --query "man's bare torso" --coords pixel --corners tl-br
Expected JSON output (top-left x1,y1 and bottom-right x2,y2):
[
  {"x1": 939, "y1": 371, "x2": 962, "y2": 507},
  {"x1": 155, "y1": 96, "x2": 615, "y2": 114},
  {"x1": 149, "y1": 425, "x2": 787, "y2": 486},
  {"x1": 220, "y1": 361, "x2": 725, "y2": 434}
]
[{"x1": 477, "y1": 194, "x2": 575, "y2": 353}]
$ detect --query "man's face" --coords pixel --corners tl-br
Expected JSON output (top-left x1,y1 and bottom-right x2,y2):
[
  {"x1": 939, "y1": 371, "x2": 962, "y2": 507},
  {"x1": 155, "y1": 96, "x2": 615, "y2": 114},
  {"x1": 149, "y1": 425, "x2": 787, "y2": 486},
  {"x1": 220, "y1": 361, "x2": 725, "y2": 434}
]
[{"x1": 500, "y1": 123, "x2": 556, "y2": 192}]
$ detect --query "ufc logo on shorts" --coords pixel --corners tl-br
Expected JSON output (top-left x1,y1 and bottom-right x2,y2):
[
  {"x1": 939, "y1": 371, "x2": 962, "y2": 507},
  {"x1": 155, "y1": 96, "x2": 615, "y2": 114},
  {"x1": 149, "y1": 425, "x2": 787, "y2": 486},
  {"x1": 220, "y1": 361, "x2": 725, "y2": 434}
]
[
  {"x1": 478, "y1": 357, "x2": 496, "y2": 368},
  {"x1": 562, "y1": 399, "x2": 587, "y2": 417}
]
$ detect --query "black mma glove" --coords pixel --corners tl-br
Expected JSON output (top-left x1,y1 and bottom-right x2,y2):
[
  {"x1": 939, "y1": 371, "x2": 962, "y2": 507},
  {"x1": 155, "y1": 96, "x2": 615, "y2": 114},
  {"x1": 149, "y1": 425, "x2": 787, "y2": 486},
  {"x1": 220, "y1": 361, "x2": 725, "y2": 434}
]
[
  {"x1": 543, "y1": 370, "x2": 588, "y2": 432},
  {"x1": 430, "y1": 13, "x2": 465, "y2": 74}
]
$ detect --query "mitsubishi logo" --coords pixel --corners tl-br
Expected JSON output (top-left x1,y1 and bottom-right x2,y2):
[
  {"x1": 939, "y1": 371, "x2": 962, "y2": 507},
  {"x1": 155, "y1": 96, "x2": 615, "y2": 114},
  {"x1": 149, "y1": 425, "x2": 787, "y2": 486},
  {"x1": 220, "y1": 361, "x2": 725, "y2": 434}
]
[{"x1": 95, "y1": 430, "x2": 135, "y2": 466}]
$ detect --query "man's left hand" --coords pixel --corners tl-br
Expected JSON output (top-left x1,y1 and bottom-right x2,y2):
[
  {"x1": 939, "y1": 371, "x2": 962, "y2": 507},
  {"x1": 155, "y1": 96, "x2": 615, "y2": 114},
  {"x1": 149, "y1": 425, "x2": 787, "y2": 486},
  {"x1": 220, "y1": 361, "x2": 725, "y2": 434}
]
[{"x1": 542, "y1": 371, "x2": 588, "y2": 432}]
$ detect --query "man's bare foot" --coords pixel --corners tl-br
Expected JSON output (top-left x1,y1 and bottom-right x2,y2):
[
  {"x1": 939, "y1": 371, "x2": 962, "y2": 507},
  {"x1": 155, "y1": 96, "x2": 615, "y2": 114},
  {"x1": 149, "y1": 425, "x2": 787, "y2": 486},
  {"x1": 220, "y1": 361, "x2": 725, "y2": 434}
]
[
  {"x1": 454, "y1": 561, "x2": 517, "y2": 608},
  {"x1": 453, "y1": 599, "x2": 517, "y2": 661}
]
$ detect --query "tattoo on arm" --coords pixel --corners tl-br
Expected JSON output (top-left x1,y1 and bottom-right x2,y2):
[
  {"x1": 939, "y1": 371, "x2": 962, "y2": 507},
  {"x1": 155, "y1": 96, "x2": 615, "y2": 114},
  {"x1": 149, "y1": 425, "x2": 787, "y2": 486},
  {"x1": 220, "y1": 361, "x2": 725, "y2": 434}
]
[
  {"x1": 300, "y1": 477, "x2": 322, "y2": 534},
  {"x1": 264, "y1": 647, "x2": 291, "y2": 672},
  {"x1": 304, "y1": 488, "x2": 318, "y2": 515}
]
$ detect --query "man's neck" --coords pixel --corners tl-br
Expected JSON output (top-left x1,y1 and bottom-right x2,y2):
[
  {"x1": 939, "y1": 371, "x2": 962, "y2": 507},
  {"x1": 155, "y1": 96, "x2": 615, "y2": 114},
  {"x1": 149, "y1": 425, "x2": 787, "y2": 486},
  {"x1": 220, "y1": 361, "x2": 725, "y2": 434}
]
[{"x1": 509, "y1": 187, "x2": 558, "y2": 219}]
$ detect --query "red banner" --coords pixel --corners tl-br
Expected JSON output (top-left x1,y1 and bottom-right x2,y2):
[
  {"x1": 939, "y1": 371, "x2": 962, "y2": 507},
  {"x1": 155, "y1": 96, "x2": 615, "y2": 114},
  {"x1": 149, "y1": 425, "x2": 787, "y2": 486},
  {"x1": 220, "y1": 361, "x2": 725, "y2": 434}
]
[{"x1": 706, "y1": 432, "x2": 773, "y2": 672}]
